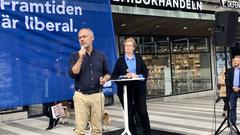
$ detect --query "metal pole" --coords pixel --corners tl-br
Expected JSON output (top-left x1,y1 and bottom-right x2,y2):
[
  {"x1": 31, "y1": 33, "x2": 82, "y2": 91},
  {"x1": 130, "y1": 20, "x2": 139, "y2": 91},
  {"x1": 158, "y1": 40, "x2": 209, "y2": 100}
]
[{"x1": 121, "y1": 85, "x2": 131, "y2": 135}]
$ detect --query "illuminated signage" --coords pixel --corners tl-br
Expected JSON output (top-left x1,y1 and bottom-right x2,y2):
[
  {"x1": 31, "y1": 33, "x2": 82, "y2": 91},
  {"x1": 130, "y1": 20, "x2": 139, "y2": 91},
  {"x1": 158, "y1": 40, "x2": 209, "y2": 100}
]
[
  {"x1": 221, "y1": 0, "x2": 240, "y2": 9},
  {"x1": 112, "y1": 0, "x2": 203, "y2": 11}
]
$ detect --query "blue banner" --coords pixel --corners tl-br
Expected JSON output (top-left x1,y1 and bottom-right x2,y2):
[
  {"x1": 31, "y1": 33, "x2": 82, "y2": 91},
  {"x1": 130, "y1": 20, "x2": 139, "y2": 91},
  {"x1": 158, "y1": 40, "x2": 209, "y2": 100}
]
[{"x1": 0, "y1": 0, "x2": 116, "y2": 109}]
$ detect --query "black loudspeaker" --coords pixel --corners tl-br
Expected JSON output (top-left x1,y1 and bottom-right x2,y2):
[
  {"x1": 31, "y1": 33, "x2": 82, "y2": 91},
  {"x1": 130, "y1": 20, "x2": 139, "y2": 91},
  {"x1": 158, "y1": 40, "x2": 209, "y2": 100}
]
[{"x1": 213, "y1": 11, "x2": 239, "y2": 46}]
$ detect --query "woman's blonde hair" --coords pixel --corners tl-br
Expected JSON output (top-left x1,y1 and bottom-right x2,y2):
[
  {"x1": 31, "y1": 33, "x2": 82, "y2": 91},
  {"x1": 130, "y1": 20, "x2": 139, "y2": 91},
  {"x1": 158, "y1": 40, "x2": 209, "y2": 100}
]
[{"x1": 124, "y1": 37, "x2": 137, "y2": 48}]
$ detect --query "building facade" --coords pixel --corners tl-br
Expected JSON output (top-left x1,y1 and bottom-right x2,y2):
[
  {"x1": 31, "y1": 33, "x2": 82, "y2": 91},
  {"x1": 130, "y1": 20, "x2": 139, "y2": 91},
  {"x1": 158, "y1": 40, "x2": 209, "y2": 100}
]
[
  {"x1": 1, "y1": 0, "x2": 240, "y2": 119},
  {"x1": 111, "y1": 0, "x2": 240, "y2": 98}
]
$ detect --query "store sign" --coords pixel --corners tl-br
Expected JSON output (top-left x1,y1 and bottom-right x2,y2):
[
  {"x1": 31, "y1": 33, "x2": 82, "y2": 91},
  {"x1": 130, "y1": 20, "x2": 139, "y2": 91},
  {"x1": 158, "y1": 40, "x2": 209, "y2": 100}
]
[
  {"x1": 0, "y1": 0, "x2": 116, "y2": 109},
  {"x1": 221, "y1": 0, "x2": 240, "y2": 9},
  {"x1": 111, "y1": 0, "x2": 203, "y2": 11}
]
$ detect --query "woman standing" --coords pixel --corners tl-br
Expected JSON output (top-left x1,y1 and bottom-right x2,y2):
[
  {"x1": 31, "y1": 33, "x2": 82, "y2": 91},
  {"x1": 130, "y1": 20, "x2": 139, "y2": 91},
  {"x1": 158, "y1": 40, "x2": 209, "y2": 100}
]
[
  {"x1": 218, "y1": 67, "x2": 228, "y2": 117},
  {"x1": 111, "y1": 37, "x2": 151, "y2": 135}
]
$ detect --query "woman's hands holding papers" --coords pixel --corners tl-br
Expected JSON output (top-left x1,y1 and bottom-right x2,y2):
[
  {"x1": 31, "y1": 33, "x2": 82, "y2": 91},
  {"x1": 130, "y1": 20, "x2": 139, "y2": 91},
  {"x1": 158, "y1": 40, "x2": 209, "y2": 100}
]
[{"x1": 126, "y1": 72, "x2": 138, "y2": 79}]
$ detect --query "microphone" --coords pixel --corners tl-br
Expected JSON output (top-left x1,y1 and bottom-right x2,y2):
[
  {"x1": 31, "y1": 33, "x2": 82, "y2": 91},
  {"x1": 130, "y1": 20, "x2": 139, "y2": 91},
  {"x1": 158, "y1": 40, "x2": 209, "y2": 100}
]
[
  {"x1": 80, "y1": 45, "x2": 87, "y2": 56},
  {"x1": 81, "y1": 44, "x2": 88, "y2": 49},
  {"x1": 81, "y1": 45, "x2": 86, "y2": 50}
]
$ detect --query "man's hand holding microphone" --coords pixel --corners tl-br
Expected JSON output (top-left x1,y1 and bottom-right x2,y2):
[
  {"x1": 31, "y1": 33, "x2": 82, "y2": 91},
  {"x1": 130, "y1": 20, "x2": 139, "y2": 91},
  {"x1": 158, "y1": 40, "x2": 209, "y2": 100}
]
[
  {"x1": 78, "y1": 45, "x2": 87, "y2": 62},
  {"x1": 72, "y1": 45, "x2": 87, "y2": 74}
]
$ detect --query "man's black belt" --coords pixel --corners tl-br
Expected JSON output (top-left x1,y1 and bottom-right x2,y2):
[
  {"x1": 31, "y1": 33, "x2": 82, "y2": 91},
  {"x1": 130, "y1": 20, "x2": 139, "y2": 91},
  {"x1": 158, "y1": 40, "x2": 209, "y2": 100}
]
[{"x1": 76, "y1": 89, "x2": 101, "y2": 95}]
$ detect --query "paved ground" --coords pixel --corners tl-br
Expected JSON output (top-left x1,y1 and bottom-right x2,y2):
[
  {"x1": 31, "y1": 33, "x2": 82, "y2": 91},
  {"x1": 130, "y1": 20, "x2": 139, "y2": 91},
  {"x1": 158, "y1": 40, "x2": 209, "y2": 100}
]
[{"x1": 0, "y1": 96, "x2": 240, "y2": 135}]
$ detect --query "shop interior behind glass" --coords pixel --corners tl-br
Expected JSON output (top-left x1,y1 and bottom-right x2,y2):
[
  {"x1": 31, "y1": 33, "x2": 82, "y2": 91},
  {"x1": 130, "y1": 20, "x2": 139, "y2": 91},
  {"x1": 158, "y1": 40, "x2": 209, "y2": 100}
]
[{"x1": 119, "y1": 36, "x2": 212, "y2": 98}]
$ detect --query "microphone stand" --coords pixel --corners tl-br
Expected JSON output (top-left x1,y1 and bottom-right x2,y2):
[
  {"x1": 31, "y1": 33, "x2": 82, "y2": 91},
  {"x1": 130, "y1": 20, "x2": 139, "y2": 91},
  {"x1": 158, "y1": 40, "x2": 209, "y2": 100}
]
[{"x1": 215, "y1": 101, "x2": 240, "y2": 135}]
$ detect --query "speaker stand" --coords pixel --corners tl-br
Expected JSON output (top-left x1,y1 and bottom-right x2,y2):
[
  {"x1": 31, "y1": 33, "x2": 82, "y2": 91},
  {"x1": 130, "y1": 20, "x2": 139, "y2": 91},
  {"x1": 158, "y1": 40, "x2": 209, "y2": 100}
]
[{"x1": 215, "y1": 102, "x2": 240, "y2": 135}]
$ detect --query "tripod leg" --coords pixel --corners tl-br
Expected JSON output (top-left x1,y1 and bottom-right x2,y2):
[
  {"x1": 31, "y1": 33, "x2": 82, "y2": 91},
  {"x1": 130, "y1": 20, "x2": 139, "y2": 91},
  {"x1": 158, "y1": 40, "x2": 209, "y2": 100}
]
[
  {"x1": 229, "y1": 119, "x2": 240, "y2": 135},
  {"x1": 215, "y1": 118, "x2": 228, "y2": 135}
]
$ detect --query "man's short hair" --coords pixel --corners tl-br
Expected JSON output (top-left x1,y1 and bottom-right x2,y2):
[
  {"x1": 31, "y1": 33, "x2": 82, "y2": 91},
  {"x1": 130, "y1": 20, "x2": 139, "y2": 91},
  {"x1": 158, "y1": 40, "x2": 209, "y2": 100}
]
[
  {"x1": 234, "y1": 55, "x2": 240, "y2": 59},
  {"x1": 79, "y1": 28, "x2": 94, "y2": 37}
]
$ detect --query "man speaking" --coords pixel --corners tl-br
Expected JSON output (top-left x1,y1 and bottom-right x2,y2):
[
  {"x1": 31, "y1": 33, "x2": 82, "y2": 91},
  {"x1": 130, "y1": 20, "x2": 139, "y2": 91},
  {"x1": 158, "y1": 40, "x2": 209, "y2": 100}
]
[{"x1": 69, "y1": 28, "x2": 110, "y2": 135}]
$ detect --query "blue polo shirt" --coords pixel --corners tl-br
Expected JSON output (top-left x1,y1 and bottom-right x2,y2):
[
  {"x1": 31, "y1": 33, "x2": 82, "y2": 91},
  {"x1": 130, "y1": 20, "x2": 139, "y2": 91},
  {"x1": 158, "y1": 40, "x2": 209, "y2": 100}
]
[
  {"x1": 233, "y1": 68, "x2": 240, "y2": 87},
  {"x1": 125, "y1": 54, "x2": 136, "y2": 73},
  {"x1": 124, "y1": 54, "x2": 143, "y2": 78},
  {"x1": 69, "y1": 49, "x2": 110, "y2": 92}
]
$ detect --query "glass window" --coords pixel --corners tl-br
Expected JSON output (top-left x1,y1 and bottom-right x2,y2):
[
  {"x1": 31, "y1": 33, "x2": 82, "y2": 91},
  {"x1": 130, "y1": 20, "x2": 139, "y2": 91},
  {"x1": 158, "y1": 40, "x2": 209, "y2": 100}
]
[
  {"x1": 28, "y1": 104, "x2": 43, "y2": 117},
  {"x1": 171, "y1": 37, "x2": 188, "y2": 53},
  {"x1": 215, "y1": 46, "x2": 230, "y2": 53},
  {"x1": 215, "y1": 46, "x2": 231, "y2": 78},
  {"x1": 144, "y1": 54, "x2": 172, "y2": 97},
  {"x1": 189, "y1": 38, "x2": 209, "y2": 52},
  {"x1": 216, "y1": 52, "x2": 231, "y2": 76},
  {"x1": 0, "y1": 107, "x2": 24, "y2": 114},
  {"x1": 141, "y1": 41, "x2": 156, "y2": 54},
  {"x1": 155, "y1": 37, "x2": 169, "y2": 53},
  {"x1": 119, "y1": 37, "x2": 125, "y2": 55},
  {"x1": 216, "y1": 46, "x2": 225, "y2": 52},
  {"x1": 171, "y1": 37, "x2": 209, "y2": 53},
  {"x1": 118, "y1": 35, "x2": 212, "y2": 97},
  {"x1": 171, "y1": 53, "x2": 212, "y2": 94}
]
